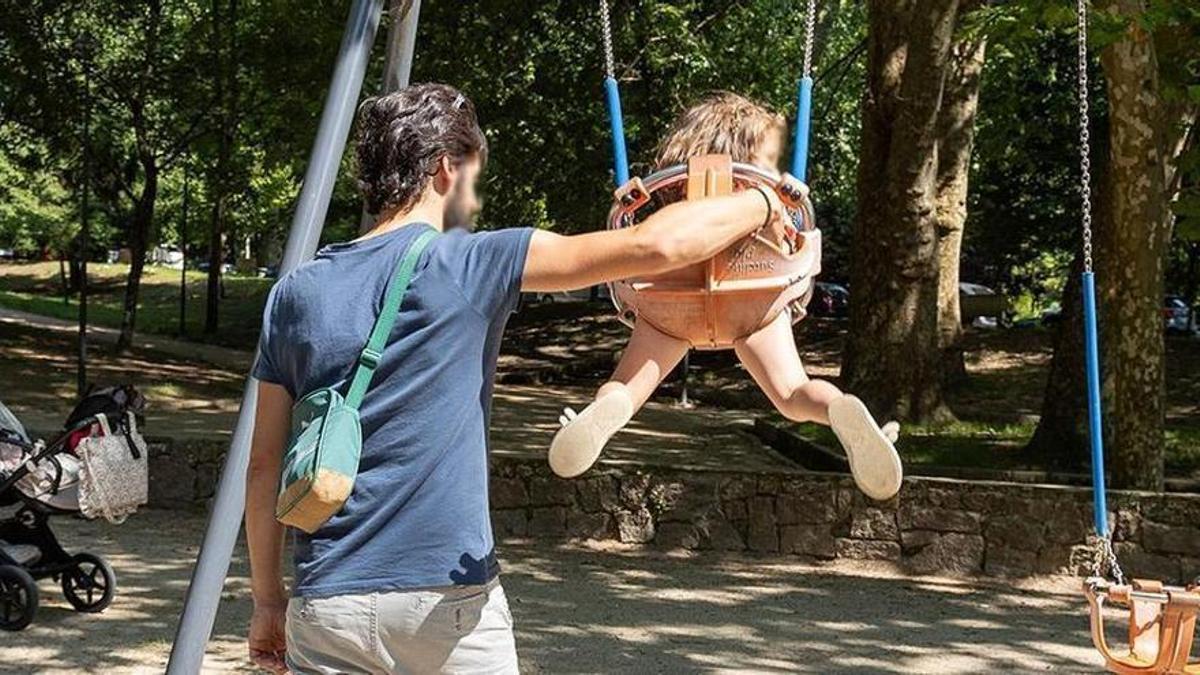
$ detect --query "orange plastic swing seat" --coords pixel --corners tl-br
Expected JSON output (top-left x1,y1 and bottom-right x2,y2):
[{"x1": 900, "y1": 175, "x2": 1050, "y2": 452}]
[
  {"x1": 607, "y1": 154, "x2": 822, "y2": 350},
  {"x1": 1086, "y1": 578, "x2": 1200, "y2": 674}
]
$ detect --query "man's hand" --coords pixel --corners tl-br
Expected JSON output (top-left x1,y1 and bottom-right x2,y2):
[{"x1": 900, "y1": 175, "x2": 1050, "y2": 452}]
[{"x1": 248, "y1": 600, "x2": 289, "y2": 674}]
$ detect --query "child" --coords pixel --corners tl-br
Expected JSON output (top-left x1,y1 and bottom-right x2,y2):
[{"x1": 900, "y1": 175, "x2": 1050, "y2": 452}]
[{"x1": 549, "y1": 92, "x2": 903, "y2": 501}]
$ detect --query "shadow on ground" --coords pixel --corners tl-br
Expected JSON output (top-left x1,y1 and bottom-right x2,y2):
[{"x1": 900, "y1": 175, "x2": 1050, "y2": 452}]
[{"x1": 0, "y1": 510, "x2": 1108, "y2": 674}]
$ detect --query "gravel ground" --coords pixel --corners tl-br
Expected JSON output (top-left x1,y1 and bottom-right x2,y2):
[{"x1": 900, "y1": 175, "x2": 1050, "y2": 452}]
[{"x1": 0, "y1": 510, "x2": 1109, "y2": 674}]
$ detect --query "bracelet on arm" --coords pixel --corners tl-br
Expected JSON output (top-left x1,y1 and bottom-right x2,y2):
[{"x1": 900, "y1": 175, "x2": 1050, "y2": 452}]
[{"x1": 750, "y1": 185, "x2": 774, "y2": 230}]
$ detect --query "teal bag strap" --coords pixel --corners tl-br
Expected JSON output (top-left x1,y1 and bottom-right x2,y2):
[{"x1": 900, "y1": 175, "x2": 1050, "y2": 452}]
[{"x1": 344, "y1": 227, "x2": 438, "y2": 409}]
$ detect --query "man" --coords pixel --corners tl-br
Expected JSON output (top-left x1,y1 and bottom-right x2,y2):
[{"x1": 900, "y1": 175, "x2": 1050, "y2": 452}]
[{"x1": 245, "y1": 83, "x2": 787, "y2": 674}]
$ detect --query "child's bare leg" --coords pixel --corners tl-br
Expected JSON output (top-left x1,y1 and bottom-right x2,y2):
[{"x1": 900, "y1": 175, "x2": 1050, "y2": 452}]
[
  {"x1": 549, "y1": 319, "x2": 689, "y2": 477},
  {"x1": 598, "y1": 319, "x2": 691, "y2": 411},
  {"x1": 733, "y1": 312, "x2": 842, "y2": 425},
  {"x1": 734, "y1": 311, "x2": 903, "y2": 500}
]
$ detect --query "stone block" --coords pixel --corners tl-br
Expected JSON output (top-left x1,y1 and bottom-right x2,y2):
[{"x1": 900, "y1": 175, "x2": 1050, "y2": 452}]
[
  {"x1": 1142, "y1": 522, "x2": 1200, "y2": 557},
  {"x1": 490, "y1": 477, "x2": 528, "y2": 509},
  {"x1": 781, "y1": 524, "x2": 836, "y2": 558},
  {"x1": 699, "y1": 516, "x2": 745, "y2": 551},
  {"x1": 722, "y1": 499, "x2": 748, "y2": 521},
  {"x1": 905, "y1": 533, "x2": 984, "y2": 575},
  {"x1": 850, "y1": 507, "x2": 898, "y2": 541},
  {"x1": 961, "y1": 489, "x2": 1008, "y2": 514},
  {"x1": 925, "y1": 486, "x2": 964, "y2": 509},
  {"x1": 654, "y1": 478, "x2": 719, "y2": 523},
  {"x1": 194, "y1": 462, "x2": 218, "y2": 500},
  {"x1": 528, "y1": 475, "x2": 574, "y2": 506},
  {"x1": 899, "y1": 504, "x2": 980, "y2": 534},
  {"x1": 148, "y1": 452, "x2": 197, "y2": 507},
  {"x1": 1041, "y1": 503, "x2": 1093, "y2": 545},
  {"x1": 576, "y1": 475, "x2": 619, "y2": 513},
  {"x1": 835, "y1": 538, "x2": 901, "y2": 561},
  {"x1": 756, "y1": 476, "x2": 781, "y2": 495},
  {"x1": 615, "y1": 507, "x2": 655, "y2": 544},
  {"x1": 985, "y1": 546, "x2": 1038, "y2": 577},
  {"x1": 746, "y1": 498, "x2": 779, "y2": 553},
  {"x1": 984, "y1": 515, "x2": 1044, "y2": 551},
  {"x1": 720, "y1": 477, "x2": 756, "y2": 502},
  {"x1": 1113, "y1": 508, "x2": 1142, "y2": 543},
  {"x1": 1114, "y1": 543, "x2": 1183, "y2": 583},
  {"x1": 619, "y1": 474, "x2": 651, "y2": 509},
  {"x1": 655, "y1": 522, "x2": 702, "y2": 550},
  {"x1": 566, "y1": 511, "x2": 611, "y2": 540},
  {"x1": 1035, "y1": 545, "x2": 1075, "y2": 575},
  {"x1": 1144, "y1": 495, "x2": 1200, "y2": 527},
  {"x1": 900, "y1": 529, "x2": 939, "y2": 553},
  {"x1": 529, "y1": 507, "x2": 568, "y2": 537},
  {"x1": 777, "y1": 493, "x2": 839, "y2": 525},
  {"x1": 492, "y1": 509, "x2": 528, "y2": 537}
]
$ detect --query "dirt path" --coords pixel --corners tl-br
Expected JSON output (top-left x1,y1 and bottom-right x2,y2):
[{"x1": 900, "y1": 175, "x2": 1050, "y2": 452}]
[{"x1": 0, "y1": 510, "x2": 1105, "y2": 673}]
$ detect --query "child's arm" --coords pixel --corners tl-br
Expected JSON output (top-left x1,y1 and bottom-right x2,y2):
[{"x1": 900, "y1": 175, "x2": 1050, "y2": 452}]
[{"x1": 522, "y1": 188, "x2": 783, "y2": 293}]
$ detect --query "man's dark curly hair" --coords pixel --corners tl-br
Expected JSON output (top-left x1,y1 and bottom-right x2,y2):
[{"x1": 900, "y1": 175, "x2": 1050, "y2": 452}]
[{"x1": 355, "y1": 83, "x2": 488, "y2": 216}]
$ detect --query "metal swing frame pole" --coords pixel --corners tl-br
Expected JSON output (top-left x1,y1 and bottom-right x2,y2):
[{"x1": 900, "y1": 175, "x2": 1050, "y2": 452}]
[{"x1": 165, "y1": 1, "x2": 398, "y2": 671}]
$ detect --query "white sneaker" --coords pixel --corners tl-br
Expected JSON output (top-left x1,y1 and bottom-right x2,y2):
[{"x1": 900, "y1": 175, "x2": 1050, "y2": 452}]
[
  {"x1": 548, "y1": 389, "x2": 634, "y2": 478},
  {"x1": 827, "y1": 395, "x2": 904, "y2": 501}
]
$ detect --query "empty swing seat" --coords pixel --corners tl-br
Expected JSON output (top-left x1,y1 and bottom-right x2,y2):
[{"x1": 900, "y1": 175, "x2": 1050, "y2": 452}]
[
  {"x1": 1085, "y1": 577, "x2": 1200, "y2": 673},
  {"x1": 607, "y1": 155, "x2": 822, "y2": 350}
]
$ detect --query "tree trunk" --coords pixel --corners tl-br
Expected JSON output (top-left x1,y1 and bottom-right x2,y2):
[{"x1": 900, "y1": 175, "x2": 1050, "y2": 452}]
[
  {"x1": 1025, "y1": 252, "x2": 1091, "y2": 468},
  {"x1": 205, "y1": 0, "x2": 236, "y2": 335},
  {"x1": 117, "y1": 161, "x2": 158, "y2": 351},
  {"x1": 1096, "y1": 0, "x2": 1172, "y2": 490},
  {"x1": 934, "y1": 29, "x2": 986, "y2": 386},
  {"x1": 843, "y1": 0, "x2": 961, "y2": 422}
]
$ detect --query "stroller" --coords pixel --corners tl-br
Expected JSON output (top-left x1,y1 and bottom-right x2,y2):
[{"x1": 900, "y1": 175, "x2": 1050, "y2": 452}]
[{"x1": 0, "y1": 385, "x2": 148, "y2": 631}]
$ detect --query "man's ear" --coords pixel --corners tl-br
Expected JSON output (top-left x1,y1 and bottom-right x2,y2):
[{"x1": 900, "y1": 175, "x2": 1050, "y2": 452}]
[{"x1": 433, "y1": 155, "x2": 456, "y2": 194}]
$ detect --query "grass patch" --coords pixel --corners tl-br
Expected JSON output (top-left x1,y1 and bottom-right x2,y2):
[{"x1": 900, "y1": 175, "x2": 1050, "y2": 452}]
[
  {"x1": 0, "y1": 261, "x2": 271, "y2": 349},
  {"x1": 786, "y1": 420, "x2": 1034, "y2": 470}
]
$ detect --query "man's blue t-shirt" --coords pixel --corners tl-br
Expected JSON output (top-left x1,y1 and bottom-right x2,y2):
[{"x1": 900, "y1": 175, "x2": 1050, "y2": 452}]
[{"x1": 252, "y1": 222, "x2": 534, "y2": 598}]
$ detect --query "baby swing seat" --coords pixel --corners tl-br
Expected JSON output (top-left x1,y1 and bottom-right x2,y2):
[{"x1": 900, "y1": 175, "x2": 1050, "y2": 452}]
[
  {"x1": 1085, "y1": 577, "x2": 1200, "y2": 674},
  {"x1": 607, "y1": 154, "x2": 822, "y2": 350}
]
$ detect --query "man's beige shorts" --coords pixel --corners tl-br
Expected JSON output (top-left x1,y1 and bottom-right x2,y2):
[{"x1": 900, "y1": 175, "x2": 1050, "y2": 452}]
[{"x1": 286, "y1": 579, "x2": 518, "y2": 674}]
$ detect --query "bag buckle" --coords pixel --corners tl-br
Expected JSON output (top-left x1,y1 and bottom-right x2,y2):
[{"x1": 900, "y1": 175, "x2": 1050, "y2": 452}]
[{"x1": 359, "y1": 348, "x2": 382, "y2": 368}]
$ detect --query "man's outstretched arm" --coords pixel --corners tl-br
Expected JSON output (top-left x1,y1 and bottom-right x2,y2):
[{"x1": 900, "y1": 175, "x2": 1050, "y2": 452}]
[{"x1": 521, "y1": 189, "x2": 782, "y2": 293}]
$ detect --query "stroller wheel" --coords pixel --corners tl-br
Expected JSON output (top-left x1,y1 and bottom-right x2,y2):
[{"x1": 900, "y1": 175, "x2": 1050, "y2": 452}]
[
  {"x1": 61, "y1": 553, "x2": 115, "y2": 613},
  {"x1": 0, "y1": 564, "x2": 38, "y2": 631}
]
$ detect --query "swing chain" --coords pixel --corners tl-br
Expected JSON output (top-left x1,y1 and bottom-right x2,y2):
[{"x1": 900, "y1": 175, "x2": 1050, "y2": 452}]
[
  {"x1": 1077, "y1": 0, "x2": 1094, "y2": 274},
  {"x1": 599, "y1": 0, "x2": 616, "y2": 81},
  {"x1": 1090, "y1": 534, "x2": 1126, "y2": 586},
  {"x1": 802, "y1": 0, "x2": 817, "y2": 79}
]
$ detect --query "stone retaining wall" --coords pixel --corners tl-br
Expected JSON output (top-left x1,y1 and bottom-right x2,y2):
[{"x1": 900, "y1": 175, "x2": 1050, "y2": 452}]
[
  {"x1": 148, "y1": 441, "x2": 1200, "y2": 583},
  {"x1": 489, "y1": 459, "x2": 1200, "y2": 583}
]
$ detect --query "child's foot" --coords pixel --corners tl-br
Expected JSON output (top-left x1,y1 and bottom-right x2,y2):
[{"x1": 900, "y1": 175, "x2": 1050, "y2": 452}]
[
  {"x1": 548, "y1": 389, "x2": 634, "y2": 478},
  {"x1": 827, "y1": 395, "x2": 904, "y2": 501}
]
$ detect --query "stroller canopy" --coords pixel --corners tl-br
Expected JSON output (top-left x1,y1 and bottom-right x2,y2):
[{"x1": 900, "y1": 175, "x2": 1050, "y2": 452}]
[{"x1": 0, "y1": 400, "x2": 30, "y2": 445}]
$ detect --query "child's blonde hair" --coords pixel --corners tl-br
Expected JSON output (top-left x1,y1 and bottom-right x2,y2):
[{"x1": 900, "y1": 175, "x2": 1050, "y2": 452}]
[{"x1": 654, "y1": 91, "x2": 787, "y2": 170}]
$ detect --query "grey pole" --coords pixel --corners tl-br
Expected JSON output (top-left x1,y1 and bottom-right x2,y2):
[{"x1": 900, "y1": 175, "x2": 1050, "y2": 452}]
[
  {"x1": 165, "y1": 1, "x2": 386, "y2": 671},
  {"x1": 383, "y1": 0, "x2": 421, "y2": 92}
]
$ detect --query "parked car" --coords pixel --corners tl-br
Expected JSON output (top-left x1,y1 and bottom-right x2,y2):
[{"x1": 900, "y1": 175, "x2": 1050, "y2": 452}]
[
  {"x1": 809, "y1": 281, "x2": 849, "y2": 318},
  {"x1": 524, "y1": 285, "x2": 611, "y2": 305},
  {"x1": 1164, "y1": 295, "x2": 1193, "y2": 334},
  {"x1": 0, "y1": 248, "x2": 15, "y2": 261},
  {"x1": 959, "y1": 282, "x2": 1007, "y2": 327}
]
